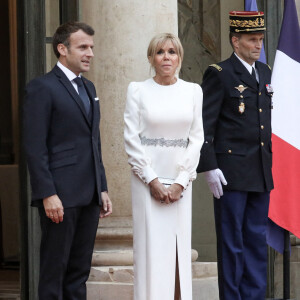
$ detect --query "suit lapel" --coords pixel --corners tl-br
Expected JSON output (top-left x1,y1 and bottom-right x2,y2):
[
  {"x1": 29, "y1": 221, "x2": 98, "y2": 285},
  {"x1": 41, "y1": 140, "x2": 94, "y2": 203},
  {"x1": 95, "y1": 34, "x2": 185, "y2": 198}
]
[
  {"x1": 230, "y1": 54, "x2": 258, "y2": 91},
  {"x1": 82, "y1": 76, "x2": 99, "y2": 133},
  {"x1": 53, "y1": 65, "x2": 91, "y2": 127}
]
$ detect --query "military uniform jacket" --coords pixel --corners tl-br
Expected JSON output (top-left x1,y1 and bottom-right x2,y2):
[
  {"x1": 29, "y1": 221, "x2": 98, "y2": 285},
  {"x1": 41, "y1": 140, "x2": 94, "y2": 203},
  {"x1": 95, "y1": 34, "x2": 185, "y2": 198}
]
[{"x1": 197, "y1": 53, "x2": 274, "y2": 192}]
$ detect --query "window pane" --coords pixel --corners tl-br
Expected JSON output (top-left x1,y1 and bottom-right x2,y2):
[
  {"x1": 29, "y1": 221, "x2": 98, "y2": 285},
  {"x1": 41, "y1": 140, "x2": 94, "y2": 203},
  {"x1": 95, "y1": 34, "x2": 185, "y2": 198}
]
[
  {"x1": 45, "y1": 0, "x2": 59, "y2": 37},
  {"x1": 46, "y1": 43, "x2": 57, "y2": 72}
]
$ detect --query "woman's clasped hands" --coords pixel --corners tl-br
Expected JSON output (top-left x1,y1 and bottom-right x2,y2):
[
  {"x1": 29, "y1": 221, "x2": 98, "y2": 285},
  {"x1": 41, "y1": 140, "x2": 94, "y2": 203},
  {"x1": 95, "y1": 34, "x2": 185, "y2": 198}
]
[{"x1": 149, "y1": 178, "x2": 183, "y2": 204}]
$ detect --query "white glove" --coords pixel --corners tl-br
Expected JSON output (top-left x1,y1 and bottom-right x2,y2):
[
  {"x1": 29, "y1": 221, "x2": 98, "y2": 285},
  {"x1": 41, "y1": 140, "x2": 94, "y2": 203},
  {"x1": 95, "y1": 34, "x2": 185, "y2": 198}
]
[{"x1": 204, "y1": 168, "x2": 227, "y2": 199}]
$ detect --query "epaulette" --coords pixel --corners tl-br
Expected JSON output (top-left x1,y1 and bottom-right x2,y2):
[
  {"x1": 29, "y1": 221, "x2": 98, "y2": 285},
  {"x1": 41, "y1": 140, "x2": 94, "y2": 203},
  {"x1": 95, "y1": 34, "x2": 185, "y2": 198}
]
[
  {"x1": 267, "y1": 64, "x2": 272, "y2": 70},
  {"x1": 209, "y1": 64, "x2": 222, "y2": 72}
]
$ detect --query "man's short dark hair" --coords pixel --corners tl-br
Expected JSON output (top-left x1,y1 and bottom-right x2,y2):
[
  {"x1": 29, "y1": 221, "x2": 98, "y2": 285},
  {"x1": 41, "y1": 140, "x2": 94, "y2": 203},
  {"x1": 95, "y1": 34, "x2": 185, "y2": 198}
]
[
  {"x1": 229, "y1": 32, "x2": 242, "y2": 49},
  {"x1": 52, "y1": 22, "x2": 95, "y2": 58}
]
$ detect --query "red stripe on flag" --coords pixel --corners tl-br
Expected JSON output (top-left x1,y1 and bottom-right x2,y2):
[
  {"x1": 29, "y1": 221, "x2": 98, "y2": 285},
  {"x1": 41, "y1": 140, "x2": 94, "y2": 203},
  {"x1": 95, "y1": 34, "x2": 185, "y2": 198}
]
[{"x1": 269, "y1": 134, "x2": 300, "y2": 238}]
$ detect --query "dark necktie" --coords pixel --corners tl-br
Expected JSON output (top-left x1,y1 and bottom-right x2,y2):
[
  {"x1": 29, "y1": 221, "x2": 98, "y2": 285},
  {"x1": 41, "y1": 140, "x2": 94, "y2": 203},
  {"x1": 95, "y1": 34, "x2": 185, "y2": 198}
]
[
  {"x1": 73, "y1": 77, "x2": 90, "y2": 115},
  {"x1": 251, "y1": 67, "x2": 258, "y2": 83}
]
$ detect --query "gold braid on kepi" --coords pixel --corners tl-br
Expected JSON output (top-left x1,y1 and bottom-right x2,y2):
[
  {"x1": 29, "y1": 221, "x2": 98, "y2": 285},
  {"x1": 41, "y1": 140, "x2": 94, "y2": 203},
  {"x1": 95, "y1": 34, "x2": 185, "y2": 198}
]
[{"x1": 229, "y1": 11, "x2": 266, "y2": 33}]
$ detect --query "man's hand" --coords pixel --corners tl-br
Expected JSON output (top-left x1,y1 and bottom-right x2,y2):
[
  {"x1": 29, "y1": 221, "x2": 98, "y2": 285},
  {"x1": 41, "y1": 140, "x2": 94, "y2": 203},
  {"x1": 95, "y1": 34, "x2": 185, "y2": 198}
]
[
  {"x1": 100, "y1": 192, "x2": 112, "y2": 218},
  {"x1": 149, "y1": 178, "x2": 170, "y2": 204},
  {"x1": 43, "y1": 195, "x2": 64, "y2": 223},
  {"x1": 168, "y1": 183, "x2": 184, "y2": 203},
  {"x1": 204, "y1": 168, "x2": 227, "y2": 199}
]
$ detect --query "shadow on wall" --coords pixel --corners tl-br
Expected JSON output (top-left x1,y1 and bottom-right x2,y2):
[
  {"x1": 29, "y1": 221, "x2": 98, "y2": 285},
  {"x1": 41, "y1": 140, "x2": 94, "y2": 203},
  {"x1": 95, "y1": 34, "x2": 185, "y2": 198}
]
[
  {"x1": 192, "y1": 173, "x2": 217, "y2": 262},
  {"x1": 178, "y1": 0, "x2": 221, "y2": 85},
  {"x1": 178, "y1": 0, "x2": 220, "y2": 262}
]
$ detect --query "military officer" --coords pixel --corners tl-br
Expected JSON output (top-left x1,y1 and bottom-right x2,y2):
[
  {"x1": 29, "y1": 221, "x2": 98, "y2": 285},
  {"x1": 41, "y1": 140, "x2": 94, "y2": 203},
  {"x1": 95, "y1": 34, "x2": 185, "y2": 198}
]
[{"x1": 197, "y1": 11, "x2": 273, "y2": 300}]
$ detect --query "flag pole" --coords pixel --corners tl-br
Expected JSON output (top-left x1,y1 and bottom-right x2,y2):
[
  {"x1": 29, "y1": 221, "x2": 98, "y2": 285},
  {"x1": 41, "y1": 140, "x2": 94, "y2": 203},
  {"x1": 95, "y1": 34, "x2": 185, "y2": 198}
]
[
  {"x1": 283, "y1": 230, "x2": 290, "y2": 299},
  {"x1": 266, "y1": 231, "x2": 293, "y2": 300}
]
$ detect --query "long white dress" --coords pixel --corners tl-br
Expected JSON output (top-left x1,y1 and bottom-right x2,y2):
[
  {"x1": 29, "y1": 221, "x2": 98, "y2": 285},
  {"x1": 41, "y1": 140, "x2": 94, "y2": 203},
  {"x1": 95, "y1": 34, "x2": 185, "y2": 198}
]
[{"x1": 124, "y1": 78, "x2": 204, "y2": 300}]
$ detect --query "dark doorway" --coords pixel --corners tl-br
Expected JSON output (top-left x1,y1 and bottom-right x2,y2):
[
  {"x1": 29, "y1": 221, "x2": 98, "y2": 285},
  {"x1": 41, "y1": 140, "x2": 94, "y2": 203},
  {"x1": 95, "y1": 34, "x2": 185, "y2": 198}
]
[{"x1": 0, "y1": 0, "x2": 21, "y2": 298}]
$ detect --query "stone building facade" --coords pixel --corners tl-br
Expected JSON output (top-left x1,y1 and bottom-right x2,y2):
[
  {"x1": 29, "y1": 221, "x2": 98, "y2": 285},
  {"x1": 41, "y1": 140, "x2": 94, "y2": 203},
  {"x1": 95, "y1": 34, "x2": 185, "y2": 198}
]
[{"x1": 0, "y1": 0, "x2": 299, "y2": 299}]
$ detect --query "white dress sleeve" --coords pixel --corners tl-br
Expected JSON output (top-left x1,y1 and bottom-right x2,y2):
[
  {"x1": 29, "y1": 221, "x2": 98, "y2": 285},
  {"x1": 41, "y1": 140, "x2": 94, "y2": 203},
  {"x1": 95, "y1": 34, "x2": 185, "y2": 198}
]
[
  {"x1": 124, "y1": 82, "x2": 158, "y2": 184},
  {"x1": 174, "y1": 83, "x2": 204, "y2": 188}
]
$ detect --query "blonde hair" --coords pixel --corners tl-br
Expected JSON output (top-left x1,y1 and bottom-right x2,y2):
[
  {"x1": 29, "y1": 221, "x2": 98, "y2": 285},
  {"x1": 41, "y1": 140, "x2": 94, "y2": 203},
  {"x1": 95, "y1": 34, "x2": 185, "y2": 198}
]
[{"x1": 147, "y1": 33, "x2": 184, "y2": 72}]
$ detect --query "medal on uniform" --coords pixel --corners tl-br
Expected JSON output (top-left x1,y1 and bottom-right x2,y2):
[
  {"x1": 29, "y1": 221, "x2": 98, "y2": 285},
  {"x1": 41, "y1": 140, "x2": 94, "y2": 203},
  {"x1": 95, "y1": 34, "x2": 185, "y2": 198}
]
[
  {"x1": 235, "y1": 85, "x2": 247, "y2": 114},
  {"x1": 266, "y1": 84, "x2": 273, "y2": 93},
  {"x1": 239, "y1": 102, "x2": 245, "y2": 114},
  {"x1": 266, "y1": 84, "x2": 274, "y2": 109}
]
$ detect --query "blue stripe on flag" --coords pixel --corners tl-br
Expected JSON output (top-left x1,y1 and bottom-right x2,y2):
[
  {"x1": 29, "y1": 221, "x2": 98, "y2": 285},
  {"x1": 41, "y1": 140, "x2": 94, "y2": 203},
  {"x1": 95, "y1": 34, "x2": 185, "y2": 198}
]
[{"x1": 277, "y1": 0, "x2": 300, "y2": 63}]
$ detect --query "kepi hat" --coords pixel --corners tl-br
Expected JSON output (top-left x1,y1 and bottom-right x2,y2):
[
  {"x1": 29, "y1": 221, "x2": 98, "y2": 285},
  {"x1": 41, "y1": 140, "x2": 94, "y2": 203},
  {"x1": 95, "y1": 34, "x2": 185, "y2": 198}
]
[{"x1": 229, "y1": 11, "x2": 266, "y2": 33}]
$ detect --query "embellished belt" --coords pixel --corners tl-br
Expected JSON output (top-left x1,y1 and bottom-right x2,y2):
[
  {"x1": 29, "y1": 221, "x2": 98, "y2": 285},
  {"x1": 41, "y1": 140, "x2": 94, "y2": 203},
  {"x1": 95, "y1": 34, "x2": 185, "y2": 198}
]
[{"x1": 139, "y1": 135, "x2": 189, "y2": 148}]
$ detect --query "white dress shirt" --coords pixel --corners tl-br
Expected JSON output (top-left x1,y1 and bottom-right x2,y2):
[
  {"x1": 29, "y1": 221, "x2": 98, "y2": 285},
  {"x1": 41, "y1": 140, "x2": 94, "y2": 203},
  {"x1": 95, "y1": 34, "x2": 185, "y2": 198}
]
[
  {"x1": 234, "y1": 52, "x2": 259, "y2": 82},
  {"x1": 57, "y1": 61, "x2": 82, "y2": 93}
]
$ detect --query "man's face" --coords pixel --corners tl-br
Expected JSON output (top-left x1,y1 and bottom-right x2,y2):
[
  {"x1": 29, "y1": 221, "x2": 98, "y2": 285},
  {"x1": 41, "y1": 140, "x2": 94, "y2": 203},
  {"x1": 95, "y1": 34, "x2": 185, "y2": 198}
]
[
  {"x1": 232, "y1": 33, "x2": 264, "y2": 65},
  {"x1": 58, "y1": 29, "x2": 94, "y2": 75}
]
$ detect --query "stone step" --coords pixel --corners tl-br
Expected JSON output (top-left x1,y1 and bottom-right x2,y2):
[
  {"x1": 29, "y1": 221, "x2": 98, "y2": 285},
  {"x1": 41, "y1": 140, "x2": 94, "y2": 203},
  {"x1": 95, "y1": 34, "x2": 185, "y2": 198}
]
[
  {"x1": 87, "y1": 262, "x2": 218, "y2": 300},
  {"x1": 87, "y1": 278, "x2": 219, "y2": 300},
  {"x1": 0, "y1": 281, "x2": 20, "y2": 300},
  {"x1": 95, "y1": 226, "x2": 133, "y2": 241},
  {"x1": 192, "y1": 261, "x2": 217, "y2": 278},
  {"x1": 193, "y1": 277, "x2": 219, "y2": 300},
  {"x1": 89, "y1": 262, "x2": 217, "y2": 282},
  {"x1": 92, "y1": 248, "x2": 199, "y2": 266},
  {"x1": 92, "y1": 250, "x2": 133, "y2": 266},
  {"x1": 0, "y1": 295, "x2": 20, "y2": 300},
  {"x1": 87, "y1": 282, "x2": 133, "y2": 300}
]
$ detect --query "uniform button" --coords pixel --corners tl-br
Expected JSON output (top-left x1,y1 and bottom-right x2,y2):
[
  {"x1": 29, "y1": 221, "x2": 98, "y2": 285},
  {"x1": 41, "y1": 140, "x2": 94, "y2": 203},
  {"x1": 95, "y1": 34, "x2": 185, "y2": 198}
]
[
  {"x1": 259, "y1": 108, "x2": 263, "y2": 112},
  {"x1": 259, "y1": 92, "x2": 262, "y2": 95},
  {"x1": 261, "y1": 125, "x2": 264, "y2": 129},
  {"x1": 240, "y1": 95, "x2": 244, "y2": 99},
  {"x1": 228, "y1": 149, "x2": 232, "y2": 153},
  {"x1": 261, "y1": 142, "x2": 264, "y2": 146}
]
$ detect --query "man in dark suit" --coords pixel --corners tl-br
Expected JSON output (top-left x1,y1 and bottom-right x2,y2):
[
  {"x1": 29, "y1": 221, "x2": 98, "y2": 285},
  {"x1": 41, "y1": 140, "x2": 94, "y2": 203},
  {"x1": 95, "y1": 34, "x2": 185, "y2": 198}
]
[
  {"x1": 23, "y1": 22, "x2": 112, "y2": 299},
  {"x1": 197, "y1": 11, "x2": 273, "y2": 300}
]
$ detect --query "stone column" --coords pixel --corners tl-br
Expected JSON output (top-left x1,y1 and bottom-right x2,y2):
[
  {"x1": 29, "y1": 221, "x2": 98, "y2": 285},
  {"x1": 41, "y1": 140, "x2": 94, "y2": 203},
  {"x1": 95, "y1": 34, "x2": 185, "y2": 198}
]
[
  {"x1": 81, "y1": 0, "x2": 178, "y2": 216},
  {"x1": 80, "y1": 1, "x2": 178, "y2": 298}
]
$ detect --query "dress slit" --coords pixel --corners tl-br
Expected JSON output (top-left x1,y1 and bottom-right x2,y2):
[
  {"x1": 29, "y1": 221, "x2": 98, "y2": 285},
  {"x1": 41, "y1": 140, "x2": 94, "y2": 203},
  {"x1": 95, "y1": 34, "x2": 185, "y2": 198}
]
[{"x1": 174, "y1": 236, "x2": 182, "y2": 300}]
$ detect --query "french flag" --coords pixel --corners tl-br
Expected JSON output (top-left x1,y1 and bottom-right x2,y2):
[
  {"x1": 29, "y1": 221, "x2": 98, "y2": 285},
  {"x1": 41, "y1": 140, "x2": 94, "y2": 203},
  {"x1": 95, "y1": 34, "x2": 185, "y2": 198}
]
[{"x1": 267, "y1": 0, "x2": 300, "y2": 253}]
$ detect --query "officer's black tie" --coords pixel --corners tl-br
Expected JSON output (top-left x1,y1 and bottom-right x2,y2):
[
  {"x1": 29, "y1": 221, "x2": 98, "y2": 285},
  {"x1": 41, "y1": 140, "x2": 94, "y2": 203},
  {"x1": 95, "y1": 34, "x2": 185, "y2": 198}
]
[
  {"x1": 73, "y1": 77, "x2": 90, "y2": 115},
  {"x1": 251, "y1": 67, "x2": 257, "y2": 83}
]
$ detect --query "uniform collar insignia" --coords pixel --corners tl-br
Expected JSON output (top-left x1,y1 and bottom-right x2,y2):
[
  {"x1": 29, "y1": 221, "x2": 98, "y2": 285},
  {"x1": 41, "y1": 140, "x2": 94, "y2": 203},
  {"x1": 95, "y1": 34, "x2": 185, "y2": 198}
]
[{"x1": 235, "y1": 85, "x2": 248, "y2": 93}]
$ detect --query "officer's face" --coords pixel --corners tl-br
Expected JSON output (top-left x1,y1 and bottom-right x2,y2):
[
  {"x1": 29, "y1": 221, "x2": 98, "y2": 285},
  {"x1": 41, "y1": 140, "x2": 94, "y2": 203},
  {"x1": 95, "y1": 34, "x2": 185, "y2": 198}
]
[
  {"x1": 152, "y1": 40, "x2": 179, "y2": 80},
  {"x1": 233, "y1": 33, "x2": 264, "y2": 65},
  {"x1": 57, "y1": 30, "x2": 94, "y2": 76}
]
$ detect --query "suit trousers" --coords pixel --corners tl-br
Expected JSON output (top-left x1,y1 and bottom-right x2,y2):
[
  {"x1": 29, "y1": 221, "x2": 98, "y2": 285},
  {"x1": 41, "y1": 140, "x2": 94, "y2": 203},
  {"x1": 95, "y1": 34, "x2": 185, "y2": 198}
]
[
  {"x1": 38, "y1": 198, "x2": 100, "y2": 300},
  {"x1": 214, "y1": 191, "x2": 269, "y2": 300}
]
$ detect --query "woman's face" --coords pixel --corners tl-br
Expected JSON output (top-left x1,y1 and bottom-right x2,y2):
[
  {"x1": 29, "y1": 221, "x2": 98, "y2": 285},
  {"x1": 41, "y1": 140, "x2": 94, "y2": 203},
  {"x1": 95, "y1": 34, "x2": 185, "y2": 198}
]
[{"x1": 152, "y1": 40, "x2": 179, "y2": 78}]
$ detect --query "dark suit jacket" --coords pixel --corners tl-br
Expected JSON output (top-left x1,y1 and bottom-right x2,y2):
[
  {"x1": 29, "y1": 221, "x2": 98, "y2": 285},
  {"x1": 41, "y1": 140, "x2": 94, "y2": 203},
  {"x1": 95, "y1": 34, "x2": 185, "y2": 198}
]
[
  {"x1": 23, "y1": 65, "x2": 107, "y2": 208},
  {"x1": 197, "y1": 53, "x2": 273, "y2": 192}
]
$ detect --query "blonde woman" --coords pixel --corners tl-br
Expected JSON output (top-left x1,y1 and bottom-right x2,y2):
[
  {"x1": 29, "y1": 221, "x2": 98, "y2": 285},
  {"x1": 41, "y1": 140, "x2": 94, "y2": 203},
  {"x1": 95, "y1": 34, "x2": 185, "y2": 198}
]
[{"x1": 124, "y1": 33, "x2": 204, "y2": 300}]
